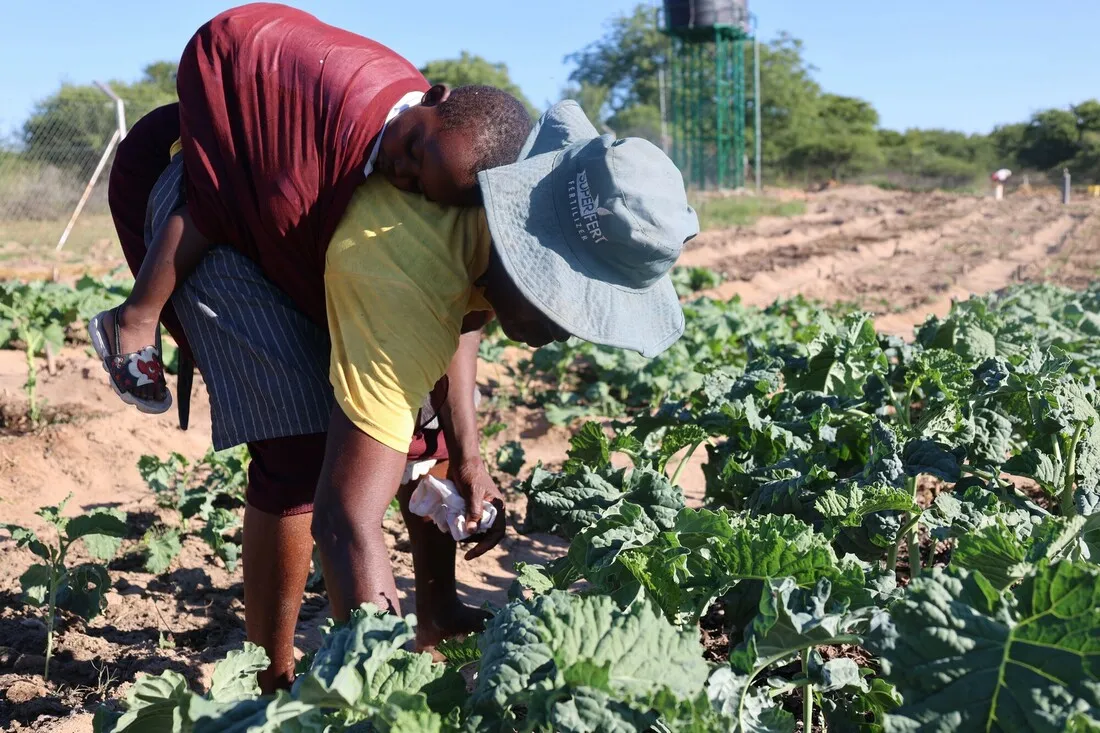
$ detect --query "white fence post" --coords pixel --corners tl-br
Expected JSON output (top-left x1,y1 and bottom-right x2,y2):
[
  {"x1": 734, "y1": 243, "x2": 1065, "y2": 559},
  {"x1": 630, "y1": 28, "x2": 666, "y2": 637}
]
[{"x1": 54, "y1": 82, "x2": 126, "y2": 253}]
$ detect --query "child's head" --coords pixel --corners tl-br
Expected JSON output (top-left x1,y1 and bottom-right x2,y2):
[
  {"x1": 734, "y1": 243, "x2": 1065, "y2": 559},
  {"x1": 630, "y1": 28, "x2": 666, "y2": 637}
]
[{"x1": 376, "y1": 84, "x2": 533, "y2": 206}]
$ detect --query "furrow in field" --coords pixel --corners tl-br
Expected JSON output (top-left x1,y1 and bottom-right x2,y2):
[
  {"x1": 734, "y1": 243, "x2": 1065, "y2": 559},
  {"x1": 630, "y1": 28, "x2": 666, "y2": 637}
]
[
  {"x1": 699, "y1": 204, "x2": 998, "y2": 307},
  {"x1": 874, "y1": 207, "x2": 1093, "y2": 335},
  {"x1": 680, "y1": 193, "x2": 974, "y2": 269}
]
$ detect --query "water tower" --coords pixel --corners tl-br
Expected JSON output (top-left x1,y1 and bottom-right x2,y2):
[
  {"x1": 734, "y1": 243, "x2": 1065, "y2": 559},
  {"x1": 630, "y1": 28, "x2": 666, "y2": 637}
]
[{"x1": 662, "y1": 0, "x2": 757, "y2": 190}]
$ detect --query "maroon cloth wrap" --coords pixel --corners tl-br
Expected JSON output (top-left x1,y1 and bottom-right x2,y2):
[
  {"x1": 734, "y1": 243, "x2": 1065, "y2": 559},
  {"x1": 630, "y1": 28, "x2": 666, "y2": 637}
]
[
  {"x1": 177, "y1": 2, "x2": 429, "y2": 326},
  {"x1": 106, "y1": 5, "x2": 450, "y2": 515}
]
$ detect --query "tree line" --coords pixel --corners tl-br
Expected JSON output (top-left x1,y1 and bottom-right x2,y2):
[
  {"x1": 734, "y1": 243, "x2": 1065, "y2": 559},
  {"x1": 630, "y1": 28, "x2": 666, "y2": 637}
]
[
  {"x1": 565, "y1": 5, "x2": 1100, "y2": 189},
  {"x1": 8, "y1": 4, "x2": 1100, "y2": 191}
]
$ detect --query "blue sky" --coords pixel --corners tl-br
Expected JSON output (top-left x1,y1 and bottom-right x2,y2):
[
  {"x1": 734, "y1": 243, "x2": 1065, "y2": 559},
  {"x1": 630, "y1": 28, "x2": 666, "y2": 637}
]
[{"x1": 0, "y1": 0, "x2": 1096, "y2": 137}]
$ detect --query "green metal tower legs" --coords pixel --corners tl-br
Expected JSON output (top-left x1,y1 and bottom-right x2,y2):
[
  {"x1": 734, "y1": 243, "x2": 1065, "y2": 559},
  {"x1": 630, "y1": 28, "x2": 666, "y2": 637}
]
[{"x1": 665, "y1": 25, "x2": 750, "y2": 190}]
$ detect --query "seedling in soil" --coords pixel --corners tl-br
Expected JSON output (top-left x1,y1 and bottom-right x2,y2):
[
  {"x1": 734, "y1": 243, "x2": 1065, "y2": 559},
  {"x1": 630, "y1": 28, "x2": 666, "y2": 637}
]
[
  {"x1": 0, "y1": 289, "x2": 65, "y2": 426},
  {"x1": 2, "y1": 493, "x2": 127, "y2": 680},
  {"x1": 136, "y1": 448, "x2": 248, "y2": 572}
]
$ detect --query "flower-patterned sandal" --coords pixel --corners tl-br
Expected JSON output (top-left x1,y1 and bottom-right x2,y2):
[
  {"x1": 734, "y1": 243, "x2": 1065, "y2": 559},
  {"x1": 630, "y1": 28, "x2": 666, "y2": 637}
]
[{"x1": 87, "y1": 307, "x2": 173, "y2": 414}]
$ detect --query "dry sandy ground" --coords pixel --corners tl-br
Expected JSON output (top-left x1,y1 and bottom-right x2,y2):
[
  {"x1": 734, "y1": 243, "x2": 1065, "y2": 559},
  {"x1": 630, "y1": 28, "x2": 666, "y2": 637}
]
[
  {"x1": 2, "y1": 185, "x2": 1099, "y2": 731},
  {"x1": 681, "y1": 185, "x2": 1100, "y2": 333}
]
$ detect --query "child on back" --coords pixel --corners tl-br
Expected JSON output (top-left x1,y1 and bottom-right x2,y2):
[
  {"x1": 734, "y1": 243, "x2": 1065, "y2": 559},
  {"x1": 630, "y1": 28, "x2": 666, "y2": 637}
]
[{"x1": 89, "y1": 3, "x2": 531, "y2": 413}]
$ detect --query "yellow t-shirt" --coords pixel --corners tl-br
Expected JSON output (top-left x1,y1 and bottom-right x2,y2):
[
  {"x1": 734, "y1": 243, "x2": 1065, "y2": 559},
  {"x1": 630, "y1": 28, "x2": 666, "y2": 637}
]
[{"x1": 325, "y1": 177, "x2": 492, "y2": 452}]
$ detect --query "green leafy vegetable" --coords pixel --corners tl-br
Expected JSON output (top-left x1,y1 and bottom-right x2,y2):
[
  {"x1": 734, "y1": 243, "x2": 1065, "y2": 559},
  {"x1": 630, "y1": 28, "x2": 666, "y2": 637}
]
[
  {"x1": 869, "y1": 562, "x2": 1100, "y2": 732},
  {"x1": 470, "y1": 590, "x2": 712, "y2": 730},
  {"x1": 3, "y1": 494, "x2": 127, "y2": 680}
]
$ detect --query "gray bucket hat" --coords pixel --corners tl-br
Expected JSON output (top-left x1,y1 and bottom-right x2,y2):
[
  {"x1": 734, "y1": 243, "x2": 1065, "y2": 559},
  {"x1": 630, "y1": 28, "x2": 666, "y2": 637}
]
[{"x1": 478, "y1": 100, "x2": 699, "y2": 358}]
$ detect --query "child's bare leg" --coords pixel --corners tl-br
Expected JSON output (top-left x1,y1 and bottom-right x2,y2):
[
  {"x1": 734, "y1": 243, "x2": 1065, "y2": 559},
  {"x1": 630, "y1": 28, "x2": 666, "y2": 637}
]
[
  {"x1": 397, "y1": 461, "x2": 491, "y2": 656},
  {"x1": 100, "y1": 204, "x2": 210, "y2": 402}
]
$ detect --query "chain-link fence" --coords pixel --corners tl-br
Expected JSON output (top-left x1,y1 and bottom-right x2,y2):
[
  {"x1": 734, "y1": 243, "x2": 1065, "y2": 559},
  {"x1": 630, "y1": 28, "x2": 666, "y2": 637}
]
[{"x1": 0, "y1": 84, "x2": 124, "y2": 260}]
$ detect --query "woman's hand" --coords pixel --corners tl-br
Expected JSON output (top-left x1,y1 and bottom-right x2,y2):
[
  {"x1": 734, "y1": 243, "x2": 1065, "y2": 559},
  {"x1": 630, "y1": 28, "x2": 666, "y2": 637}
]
[{"x1": 451, "y1": 458, "x2": 506, "y2": 560}]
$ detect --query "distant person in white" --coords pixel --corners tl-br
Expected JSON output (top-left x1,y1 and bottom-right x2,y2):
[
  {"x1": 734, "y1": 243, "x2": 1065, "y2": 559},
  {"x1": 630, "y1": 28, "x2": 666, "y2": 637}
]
[{"x1": 991, "y1": 168, "x2": 1012, "y2": 199}]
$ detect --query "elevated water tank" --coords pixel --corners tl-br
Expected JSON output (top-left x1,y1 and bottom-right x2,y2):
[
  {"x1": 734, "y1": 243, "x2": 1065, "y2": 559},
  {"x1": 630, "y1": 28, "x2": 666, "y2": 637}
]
[{"x1": 664, "y1": 0, "x2": 749, "y2": 31}]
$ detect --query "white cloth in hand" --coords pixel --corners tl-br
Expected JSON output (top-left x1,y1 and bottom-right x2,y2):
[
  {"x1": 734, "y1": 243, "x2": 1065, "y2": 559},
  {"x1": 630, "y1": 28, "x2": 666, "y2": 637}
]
[{"x1": 408, "y1": 474, "x2": 497, "y2": 541}]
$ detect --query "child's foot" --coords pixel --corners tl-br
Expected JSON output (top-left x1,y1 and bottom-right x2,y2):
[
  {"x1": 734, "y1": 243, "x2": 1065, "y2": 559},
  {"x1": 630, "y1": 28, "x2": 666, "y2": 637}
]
[
  {"x1": 415, "y1": 601, "x2": 492, "y2": 661},
  {"x1": 88, "y1": 306, "x2": 172, "y2": 413}
]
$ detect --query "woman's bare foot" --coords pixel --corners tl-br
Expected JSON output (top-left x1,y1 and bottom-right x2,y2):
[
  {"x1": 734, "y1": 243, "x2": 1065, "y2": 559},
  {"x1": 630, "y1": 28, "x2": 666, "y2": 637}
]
[
  {"x1": 415, "y1": 600, "x2": 492, "y2": 660},
  {"x1": 97, "y1": 306, "x2": 167, "y2": 404}
]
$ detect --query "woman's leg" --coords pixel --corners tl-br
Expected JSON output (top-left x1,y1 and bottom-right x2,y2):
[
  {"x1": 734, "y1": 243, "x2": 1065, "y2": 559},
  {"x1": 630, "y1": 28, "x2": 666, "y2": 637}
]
[
  {"x1": 241, "y1": 434, "x2": 328, "y2": 693},
  {"x1": 242, "y1": 506, "x2": 313, "y2": 692}
]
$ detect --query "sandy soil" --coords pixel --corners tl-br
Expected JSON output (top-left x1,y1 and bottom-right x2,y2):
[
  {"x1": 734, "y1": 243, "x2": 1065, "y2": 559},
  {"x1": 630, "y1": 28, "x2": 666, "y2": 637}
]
[
  {"x1": 2, "y1": 185, "x2": 1099, "y2": 731},
  {"x1": 683, "y1": 188, "x2": 1100, "y2": 335}
]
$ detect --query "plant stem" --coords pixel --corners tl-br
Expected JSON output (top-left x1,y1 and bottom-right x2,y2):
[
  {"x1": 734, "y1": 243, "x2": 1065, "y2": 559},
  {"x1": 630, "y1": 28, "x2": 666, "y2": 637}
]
[
  {"x1": 670, "y1": 441, "x2": 702, "y2": 485},
  {"x1": 906, "y1": 384, "x2": 918, "y2": 427},
  {"x1": 802, "y1": 648, "x2": 813, "y2": 732},
  {"x1": 24, "y1": 341, "x2": 39, "y2": 426},
  {"x1": 1061, "y1": 423, "x2": 1085, "y2": 518},
  {"x1": 885, "y1": 539, "x2": 900, "y2": 576},
  {"x1": 887, "y1": 506, "x2": 924, "y2": 577},
  {"x1": 907, "y1": 531, "x2": 922, "y2": 577},
  {"x1": 905, "y1": 475, "x2": 921, "y2": 577},
  {"x1": 44, "y1": 564, "x2": 59, "y2": 682}
]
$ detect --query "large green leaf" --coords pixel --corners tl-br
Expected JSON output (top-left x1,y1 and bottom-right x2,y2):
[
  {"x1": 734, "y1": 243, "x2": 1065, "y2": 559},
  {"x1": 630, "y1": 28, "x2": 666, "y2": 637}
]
[
  {"x1": 522, "y1": 464, "x2": 684, "y2": 539},
  {"x1": 565, "y1": 421, "x2": 613, "y2": 469},
  {"x1": 968, "y1": 407, "x2": 1014, "y2": 468},
  {"x1": 1004, "y1": 449, "x2": 1063, "y2": 494},
  {"x1": 96, "y1": 670, "x2": 191, "y2": 733},
  {"x1": 190, "y1": 692, "x2": 323, "y2": 733},
  {"x1": 371, "y1": 691, "x2": 443, "y2": 733},
  {"x1": 19, "y1": 563, "x2": 52, "y2": 606},
  {"x1": 814, "y1": 482, "x2": 918, "y2": 530},
  {"x1": 470, "y1": 591, "x2": 708, "y2": 727},
  {"x1": 953, "y1": 515, "x2": 1089, "y2": 591},
  {"x1": 564, "y1": 502, "x2": 661, "y2": 586},
  {"x1": 521, "y1": 683, "x2": 662, "y2": 733},
  {"x1": 783, "y1": 313, "x2": 887, "y2": 400},
  {"x1": 294, "y1": 605, "x2": 415, "y2": 709},
  {"x1": 68, "y1": 508, "x2": 129, "y2": 561},
  {"x1": 901, "y1": 439, "x2": 965, "y2": 482},
  {"x1": 3, "y1": 523, "x2": 51, "y2": 561},
  {"x1": 65, "y1": 507, "x2": 128, "y2": 541},
  {"x1": 868, "y1": 562, "x2": 1100, "y2": 732},
  {"x1": 58, "y1": 563, "x2": 111, "y2": 620},
  {"x1": 143, "y1": 527, "x2": 183, "y2": 575},
  {"x1": 580, "y1": 509, "x2": 855, "y2": 626},
  {"x1": 654, "y1": 424, "x2": 709, "y2": 473},
  {"x1": 293, "y1": 604, "x2": 460, "y2": 721},
  {"x1": 922, "y1": 483, "x2": 1041, "y2": 543},
  {"x1": 951, "y1": 520, "x2": 1029, "y2": 591},
  {"x1": 208, "y1": 642, "x2": 268, "y2": 702},
  {"x1": 729, "y1": 578, "x2": 874, "y2": 674},
  {"x1": 707, "y1": 667, "x2": 795, "y2": 733}
]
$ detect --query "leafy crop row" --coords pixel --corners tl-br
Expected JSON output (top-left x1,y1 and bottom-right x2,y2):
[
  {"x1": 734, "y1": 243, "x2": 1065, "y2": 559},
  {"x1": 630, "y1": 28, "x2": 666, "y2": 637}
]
[
  {"x1": 0, "y1": 272, "x2": 179, "y2": 425},
  {"x1": 8, "y1": 278, "x2": 1099, "y2": 730},
  {"x1": 508, "y1": 281, "x2": 1100, "y2": 729},
  {"x1": 478, "y1": 266, "x2": 845, "y2": 425}
]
